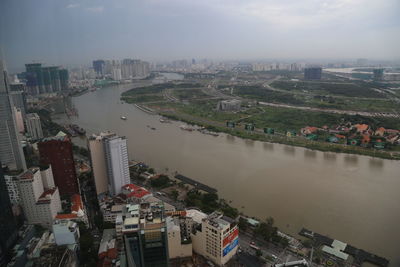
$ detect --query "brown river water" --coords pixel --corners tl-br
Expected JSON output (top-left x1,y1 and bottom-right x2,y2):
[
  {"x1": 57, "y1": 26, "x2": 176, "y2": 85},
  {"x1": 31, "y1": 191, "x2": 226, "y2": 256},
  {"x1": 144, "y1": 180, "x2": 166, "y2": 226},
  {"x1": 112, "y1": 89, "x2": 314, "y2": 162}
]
[{"x1": 54, "y1": 83, "x2": 400, "y2": 266}]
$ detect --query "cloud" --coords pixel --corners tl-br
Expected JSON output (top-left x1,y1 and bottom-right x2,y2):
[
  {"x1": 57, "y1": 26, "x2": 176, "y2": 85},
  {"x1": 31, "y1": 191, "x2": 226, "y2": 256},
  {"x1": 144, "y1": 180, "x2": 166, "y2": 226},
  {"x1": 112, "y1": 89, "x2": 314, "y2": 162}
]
[
  {"x1": 86, "y1": 6, "x2": 104, "y2": 13},
  {"x1": 66, "y1": 3, "x2": 80, "y2": 9},
  {"x1": 145, "y1": 0, "x2": 398, "y2": 30}
]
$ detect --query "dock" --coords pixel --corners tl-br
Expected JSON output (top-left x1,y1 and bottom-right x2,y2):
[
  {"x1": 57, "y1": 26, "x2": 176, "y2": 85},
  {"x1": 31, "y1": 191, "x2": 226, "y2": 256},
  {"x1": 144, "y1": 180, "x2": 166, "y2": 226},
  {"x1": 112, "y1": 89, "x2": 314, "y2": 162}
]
[
  {"x1": 134, "y1": 104, "x2": 156, "y2": 114},
  {"x1": 174, "y1": 174, "x2": 217, "y2": 194},
  {"x1": 299, "y1": 228, "x2": 389, "y2": 267}
]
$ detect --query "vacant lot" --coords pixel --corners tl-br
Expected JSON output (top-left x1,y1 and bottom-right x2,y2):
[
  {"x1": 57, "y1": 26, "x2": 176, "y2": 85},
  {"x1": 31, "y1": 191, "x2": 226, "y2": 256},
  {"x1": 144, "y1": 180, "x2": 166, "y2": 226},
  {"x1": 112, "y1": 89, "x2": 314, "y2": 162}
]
[{"x1": 270, "y1": 80, "x2": 386, "y2": 98}]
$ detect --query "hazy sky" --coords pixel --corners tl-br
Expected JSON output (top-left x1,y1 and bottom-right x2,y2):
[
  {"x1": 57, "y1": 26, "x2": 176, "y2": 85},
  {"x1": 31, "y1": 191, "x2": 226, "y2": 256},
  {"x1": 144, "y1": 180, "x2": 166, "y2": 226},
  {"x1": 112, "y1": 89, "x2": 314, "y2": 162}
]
[{"x1": 0, "y1": 0, "x2": 399, "y2": 70}]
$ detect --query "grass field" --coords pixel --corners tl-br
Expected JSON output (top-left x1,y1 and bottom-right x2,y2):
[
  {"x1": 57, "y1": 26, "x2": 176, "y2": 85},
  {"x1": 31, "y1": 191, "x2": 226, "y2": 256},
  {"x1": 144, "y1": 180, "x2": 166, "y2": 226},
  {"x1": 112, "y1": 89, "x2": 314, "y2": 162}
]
[{"x1": 270, "y1": 80, "x2": 386, "y2": 98}]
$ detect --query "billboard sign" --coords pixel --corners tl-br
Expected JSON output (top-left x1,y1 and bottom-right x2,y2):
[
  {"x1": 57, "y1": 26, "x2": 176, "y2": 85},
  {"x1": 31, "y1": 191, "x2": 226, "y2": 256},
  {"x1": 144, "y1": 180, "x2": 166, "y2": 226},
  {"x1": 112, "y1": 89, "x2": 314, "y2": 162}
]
[
  {"x1": 223, "y1": 228, "x2": 239, "y2": 247},
  {"x1": 223, "y1": 238, "x2": 238, "y2": 256}
]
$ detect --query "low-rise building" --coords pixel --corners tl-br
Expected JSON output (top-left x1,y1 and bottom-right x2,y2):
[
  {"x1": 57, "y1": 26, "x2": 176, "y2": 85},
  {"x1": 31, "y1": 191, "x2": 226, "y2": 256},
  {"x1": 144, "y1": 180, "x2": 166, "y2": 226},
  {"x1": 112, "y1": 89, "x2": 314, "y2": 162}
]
[
  {"x1": 55, "y1": 194, "x2": 88, "y2": 224},
  {"x1": 216, "y1": 99, "x2": 241, "y2": 112},
  {"x1": 53, "y1": 220, "x2": 80, "y2": 246},
  {"x1": 98, "y1": 229, "x2": 118, "y2": 266}
]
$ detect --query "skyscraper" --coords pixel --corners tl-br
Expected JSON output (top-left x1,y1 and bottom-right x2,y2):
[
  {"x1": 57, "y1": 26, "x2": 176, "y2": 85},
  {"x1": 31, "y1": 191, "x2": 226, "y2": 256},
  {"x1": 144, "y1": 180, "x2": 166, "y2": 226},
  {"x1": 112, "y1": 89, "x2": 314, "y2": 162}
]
[
  {"x1": 122, "y1": 202, "x2": 170, "y2": 267},
  {"x1": 59, "y1": 69, "x2": 69, "y2": 91},
  {"x1": 38, "y1": 136, "x2": 79, "y2": 196},
  {"x1": 104, "y1": 135, "x2": 130, "y2": 195},
  {"x1": 88, "y1": 132, "x2": 115, "y2": 196},
  {"x1": 9, "y1": 90, "x2": 27, "y2": 116},
  {"x1": 25, "y1": 63, "x2": 45, "y2": 94},
  {"x1": 0, "y1": 164, "x2": 19, "y2": 265},
  {"x1": 93, "y1": 60, "x2": 105, "y2": 76},
  {"x1": 304, "y1": 67, "x2": 322, "y2": 80},
  {"x1": 0, "y1": 60, "x2": 27, "y2": 171},
  {"x1": 373, "y1": 69, "x2": 385, "y2": 81},
  {"x1": 25, "y1": 64, "x2": 68, "y2": 94},
  {"x1": 25, "y1": 113, "x2": 44, "y2": 140}
]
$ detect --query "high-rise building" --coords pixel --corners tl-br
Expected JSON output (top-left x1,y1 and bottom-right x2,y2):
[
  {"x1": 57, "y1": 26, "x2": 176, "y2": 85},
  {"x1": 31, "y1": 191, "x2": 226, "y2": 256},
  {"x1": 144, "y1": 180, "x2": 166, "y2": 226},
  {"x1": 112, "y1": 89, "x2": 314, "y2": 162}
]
[
  {"x1": 121, "y1": 59, "x2": 150, "y2": 79},
  {"x1": 166, "y1": 216, "x2": 192, "y2": 259},
  {"x1": 0, "y1": 164, "x2": 19, "y2": 265},
  {"x1": 104, "y1": 135, "x2": 130, "y2": 195},
  {"x1": 17, "y1": 167, "x2": 62, "y2": 227},
  {"x1": 0, "y1": 60, "x2": 27, "y2": 171},
  {"x1": 304, "y1": 67, "x2": 322, "y2": 80},
  {"x1": 88, "y1": 132, "x2": 115, "y2": 196},
  {"x1": 4, "y1": 172, "x2": 21, "y2": 205},
  {"x1": 9, "y1": 90, "x2": 27, "y2": 116},
  {"x1": 41, "y1": 66, "x2": 62, "y2": 93},
  {"x1": 373, "y1": 69, "x2": 385, "y2": 81},
  {"x1": 25, "y1": 63, "x2": 45, "y2": 94},
  {"x1": 9, "y1": 83, "x2": 26, "y2": 92},
  {"x1": 122, "y1": 202, "x2": 169, "y2": 267},
  {"x1": 25, "y1": 113, "x2": 44, "y2": 140},
  {"x1": 38, "y1": 136, "x2": 79, "y2": 196},
  {"x1": 190, "y1": 211, "x2": 239, "y2": 266},
  {"x1": 13, "y1": 107, "x2": 25, "y2": 133},
  {"x1": 112, "y1": 67, "x2": 122, "y2": 81},
  {"x1": 93, "y1": 60, "x2": 105, "y2": 76},
  {"x1": 25, "y1": 64, "x2": 68, "y2": 94},
  {"x1": 59, "y1": 69, "x2": 69, "y2": 91}
]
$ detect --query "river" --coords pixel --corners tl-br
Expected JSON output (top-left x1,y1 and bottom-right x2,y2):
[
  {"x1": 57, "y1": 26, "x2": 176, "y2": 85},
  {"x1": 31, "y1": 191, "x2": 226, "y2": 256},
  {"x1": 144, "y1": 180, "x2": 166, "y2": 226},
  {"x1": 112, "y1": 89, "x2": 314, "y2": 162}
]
[{"x1": 54, "y1": 82, "x2": 400, "y2": 266}]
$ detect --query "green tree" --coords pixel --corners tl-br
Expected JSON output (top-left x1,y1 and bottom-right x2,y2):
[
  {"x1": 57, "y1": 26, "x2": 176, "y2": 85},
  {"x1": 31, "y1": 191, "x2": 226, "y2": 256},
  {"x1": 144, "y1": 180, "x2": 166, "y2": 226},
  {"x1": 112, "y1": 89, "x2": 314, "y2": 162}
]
[
  {"x1": 238, "y1": 217, "x2": 248, "y2": 231},
  {"x1": 171, "y1": 189, "x2": 179, "y2": 201},
  {"x1": 150, "y1": 175, "x2": 170, "y2": 188}
]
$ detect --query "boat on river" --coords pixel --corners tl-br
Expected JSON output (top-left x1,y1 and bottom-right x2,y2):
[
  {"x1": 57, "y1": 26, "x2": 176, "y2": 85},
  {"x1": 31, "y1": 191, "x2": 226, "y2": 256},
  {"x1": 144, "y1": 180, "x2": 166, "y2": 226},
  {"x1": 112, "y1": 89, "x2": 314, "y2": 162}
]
[
  {"x1": 180, "y1": 125, "x2": 195, "y2": 132},
  {"x1": 160, "y1": 118, "x2": 171, "y2": 123},
  {"x1": 121, "y1": 116, "x2": 127, "y2": 120}
]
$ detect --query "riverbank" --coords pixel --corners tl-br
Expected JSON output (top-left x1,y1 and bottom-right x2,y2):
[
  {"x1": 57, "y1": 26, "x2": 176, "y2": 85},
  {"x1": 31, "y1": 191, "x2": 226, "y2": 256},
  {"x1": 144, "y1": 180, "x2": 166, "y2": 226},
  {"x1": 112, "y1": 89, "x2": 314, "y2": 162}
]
[
  {"x1": 52, "y1": 83, "x2": 400, "y2": 265},
  {"x1": 120, "y1": 82, "x2": 400, "y2": 160},
  {"x1": 155, "y1": 111, "x2": 400, "y2": 160}
]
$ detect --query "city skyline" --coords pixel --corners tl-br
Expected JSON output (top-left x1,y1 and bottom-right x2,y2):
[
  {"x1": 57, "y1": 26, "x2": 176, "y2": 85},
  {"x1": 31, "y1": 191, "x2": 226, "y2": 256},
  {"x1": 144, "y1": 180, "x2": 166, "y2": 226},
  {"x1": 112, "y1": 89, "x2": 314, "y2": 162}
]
[{"x1": 1, "y1": 0, "x2": 399, "y2": 71}]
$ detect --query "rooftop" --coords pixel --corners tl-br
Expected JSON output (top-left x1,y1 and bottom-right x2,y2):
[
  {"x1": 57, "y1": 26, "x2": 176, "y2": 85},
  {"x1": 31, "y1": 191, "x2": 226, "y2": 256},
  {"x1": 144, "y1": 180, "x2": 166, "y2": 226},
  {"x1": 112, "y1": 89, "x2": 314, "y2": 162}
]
[
  {"x1": 37, "y1": 188, "x2": 57, "y2": 204},
  {"x1": 204, "y1": 211, "x2": 234, "y2": 230},
  {"x1": 186, "y1": 209, "x2": 207, "y2": 224},
  {"x1": 40, "y1": 135, "x2": 69, "y2": 143},
  {"x1": 19, "y1": 167, "x2": 40, "y2": 180},
  {"x1": 122, "y1": 183, "x2": 151, "y2": 199}
]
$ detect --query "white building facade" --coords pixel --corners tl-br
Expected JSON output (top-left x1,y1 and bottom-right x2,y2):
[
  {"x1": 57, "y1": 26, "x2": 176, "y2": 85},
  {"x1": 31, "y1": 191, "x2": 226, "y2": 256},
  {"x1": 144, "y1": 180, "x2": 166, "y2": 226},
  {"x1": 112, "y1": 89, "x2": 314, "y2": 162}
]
[
  {"x1": 104, "y1": 135, "x2": 130, "y2": 195},
  {"x1": 166, "y1": 216, "x2": 192, "y2": 259},
  {"x1": 190, "y1": 211, "x2": 239, "y2": 266},
  {"x1": 17, "y1": 167, "x2": 62, "y2": 227},
  {"x1": 25, "y1": 113, "x2": 44, "y2": 140},
  {"x1": 88, "y1": 132, "x2": 114, "y2": 196}
]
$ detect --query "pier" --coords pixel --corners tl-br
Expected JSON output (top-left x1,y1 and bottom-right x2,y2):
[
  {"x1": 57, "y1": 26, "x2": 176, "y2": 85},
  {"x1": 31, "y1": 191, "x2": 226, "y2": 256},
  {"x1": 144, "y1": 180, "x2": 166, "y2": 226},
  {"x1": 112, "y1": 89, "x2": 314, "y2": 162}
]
[
  {"x1": 174, "y1": 174, "x2": 217, "y2": 194},
  {"x1": 299, "y1": 228, "x2": 389, "y2": 267},
  {"x1": 134, "y1": 104, "x2": 156, "y2": 114}
]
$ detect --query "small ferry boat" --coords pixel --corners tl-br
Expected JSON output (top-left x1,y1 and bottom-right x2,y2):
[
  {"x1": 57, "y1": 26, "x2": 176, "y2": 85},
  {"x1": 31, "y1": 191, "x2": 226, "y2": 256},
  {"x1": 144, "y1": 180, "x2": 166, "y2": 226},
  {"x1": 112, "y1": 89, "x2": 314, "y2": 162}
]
[
  {"x1": 160, "y1": 118, "x2": 171, "y2": 123},
  {"x1": 180, "y1": 125, "x2": 195, "y2": 132}
]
